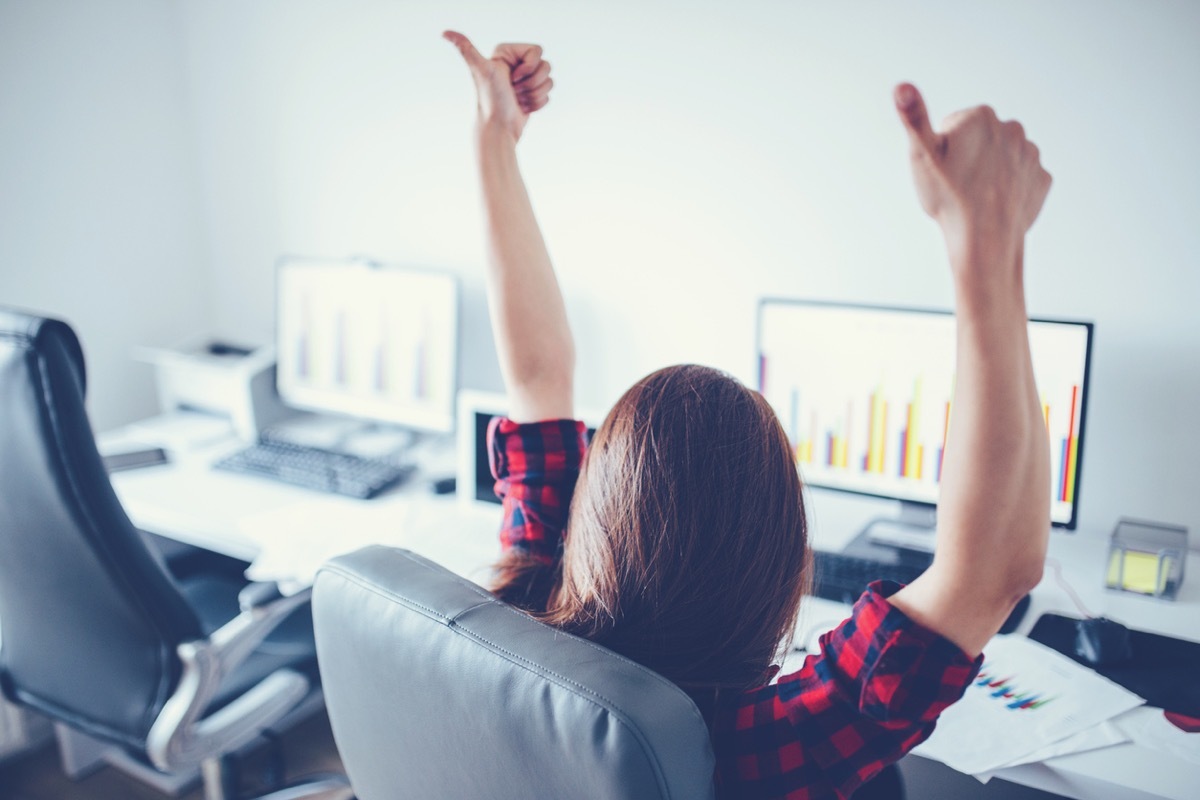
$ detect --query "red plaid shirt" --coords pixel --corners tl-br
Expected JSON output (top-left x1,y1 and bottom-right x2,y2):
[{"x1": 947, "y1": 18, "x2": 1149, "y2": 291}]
[{"x1": 489, "y1": 417, "x2": 981, "y2": 800}]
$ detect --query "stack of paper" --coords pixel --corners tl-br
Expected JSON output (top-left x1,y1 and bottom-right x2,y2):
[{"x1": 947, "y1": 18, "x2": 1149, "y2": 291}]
[
  {"x1": 1114, "y1": 706, "x2": 1200, "y2": 767},
  {"x1": 914, "y1": 635, "x2": 1144, "y2": 779}
]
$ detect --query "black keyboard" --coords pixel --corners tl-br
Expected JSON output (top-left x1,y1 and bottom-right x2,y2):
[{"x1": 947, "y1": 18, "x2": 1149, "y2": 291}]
[
  {"x1": 214, "y1": 440, "x2": 413, "y2": 499},
  {"x1": 811, "y1": 550, "x2": 930, "y2": 605}
]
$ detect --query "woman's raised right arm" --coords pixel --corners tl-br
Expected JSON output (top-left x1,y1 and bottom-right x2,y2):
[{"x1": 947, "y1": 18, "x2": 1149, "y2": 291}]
[
  {"x1": 444, "y1": 31, "x2": 574, "y2": 424},
  {"x1": 887, "y1": 84, "x2": 1054, "y2": 658}
]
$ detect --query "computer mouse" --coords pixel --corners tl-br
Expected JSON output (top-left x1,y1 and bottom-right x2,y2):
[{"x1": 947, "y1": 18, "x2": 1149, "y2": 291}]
[{"x1": 1074, "y1": 616, "x2": 1134, "y2": 667}]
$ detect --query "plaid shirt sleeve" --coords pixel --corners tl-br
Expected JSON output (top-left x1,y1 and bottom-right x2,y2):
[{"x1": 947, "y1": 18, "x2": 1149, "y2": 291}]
[
  {"x1": 712, "y1": 580, "x2": 982, "y2": 800},
  {"x1": 487, "y1": 416, "x2": 588, "y2": 565}
]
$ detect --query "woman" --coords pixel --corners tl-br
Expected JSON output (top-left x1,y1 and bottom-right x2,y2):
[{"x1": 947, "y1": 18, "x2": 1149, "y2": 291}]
[{"x1": 444, "y1": 30, "x2": 1052, "y2": 799}]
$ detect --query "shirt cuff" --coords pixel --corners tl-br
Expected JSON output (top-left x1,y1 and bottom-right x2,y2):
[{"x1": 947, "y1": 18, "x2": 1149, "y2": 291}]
[
  {"x1": 822, "y1": 580, "x2": 983, "y2": 725},
  {"x1": 487, "y1": 416, "x2": 588, "y2": 488}
]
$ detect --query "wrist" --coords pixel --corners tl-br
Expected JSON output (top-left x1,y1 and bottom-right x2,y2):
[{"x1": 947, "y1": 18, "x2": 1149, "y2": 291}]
[
  {"x1": 476, "y1": 118, "x2": 518, "y2": 151},
  {"x1": 945, "y1": 228, "x2": 1025, "y2": 304}
]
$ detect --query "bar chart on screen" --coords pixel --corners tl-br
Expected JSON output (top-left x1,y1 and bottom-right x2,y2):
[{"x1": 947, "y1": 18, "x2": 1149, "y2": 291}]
[
  {"x1": 758, "y1": 303, "x2": 1090, "y2": 523},
  {"x1": 277, "y1": 260, "x2": 459, "y2": 432},
  {"x1": 290, "y1": 290, "x2": 441, "y2": 405}
]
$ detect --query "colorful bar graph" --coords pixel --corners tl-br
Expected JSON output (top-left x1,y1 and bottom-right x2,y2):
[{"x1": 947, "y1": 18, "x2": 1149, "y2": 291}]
[
  {"x1": 1059, "y1": 385, "x2": 1080, "y2": 503},
  {"x1": 904, "y1": 379, "x2": 923, "y2": 478},
  {"x1": 867, "y1": 389, "x2": 887, "y2": 473},
  {"x1": 975, "y1": 669, "x2": 1057, "y2": 711},
  {"x1": 770, "y1": 372, "x2": 1079, "y2": 494},
  {"x1": 938, "y1": 400, "x2": 951, "y2": 482},
  {"x1": 757, "y1": 305, "x2": 1089, "y2": 524}
]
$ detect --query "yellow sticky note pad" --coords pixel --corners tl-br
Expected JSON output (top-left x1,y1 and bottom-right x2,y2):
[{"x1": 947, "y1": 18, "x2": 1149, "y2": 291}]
[{"x1": 1106, "y1": 549, "x2": 1169, "y2": 595}]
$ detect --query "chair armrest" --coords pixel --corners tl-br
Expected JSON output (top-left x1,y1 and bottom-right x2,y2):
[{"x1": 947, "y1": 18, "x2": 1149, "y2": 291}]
[
  {"x1": 146, "y1": 586, "x2": 312, "y2": 772},
  {"x1": 238, "y1": 580, "x2": 285, "y2": 612}
]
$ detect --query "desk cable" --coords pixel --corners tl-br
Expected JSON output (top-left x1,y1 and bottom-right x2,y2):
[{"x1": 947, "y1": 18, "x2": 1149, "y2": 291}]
[{"x1": 1046, "y1": 557, "x2": 1095, "y2": 619}]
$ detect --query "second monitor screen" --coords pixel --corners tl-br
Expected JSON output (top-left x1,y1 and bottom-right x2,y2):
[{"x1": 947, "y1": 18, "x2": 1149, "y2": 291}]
[
  {"x1": 758, "y1": 300, "x2": 1092, "y2": 528},
  {"x1": 276, "y1": 260, "x2": 458, "y2": 433}
]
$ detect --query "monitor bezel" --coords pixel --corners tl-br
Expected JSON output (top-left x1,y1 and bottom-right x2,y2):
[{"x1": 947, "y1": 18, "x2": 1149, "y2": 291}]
[
  {"x1": 274, "y1": 255, "x2": 461, "y2": 434},
  {"x1": 755, "y1": 297, "x2": 1094, "y2": 531}
]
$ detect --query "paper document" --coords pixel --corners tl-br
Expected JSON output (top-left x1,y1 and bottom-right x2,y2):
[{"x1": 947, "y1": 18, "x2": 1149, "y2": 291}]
[
  {"x1": 1115, "y1": 706, "x2": 1200, "y2": 767},
  {"x1": 914, "y1": 635, "x2": 1144, "y2": 775},
  {"x1": 971, "y1": 721, "x2": 1128, "y2": 783}
]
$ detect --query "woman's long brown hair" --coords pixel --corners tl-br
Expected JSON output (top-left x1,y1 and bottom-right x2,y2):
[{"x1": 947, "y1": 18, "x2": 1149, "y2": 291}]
[{"x1": 498, "y1": 364, "x2": 811, "y2": 691}]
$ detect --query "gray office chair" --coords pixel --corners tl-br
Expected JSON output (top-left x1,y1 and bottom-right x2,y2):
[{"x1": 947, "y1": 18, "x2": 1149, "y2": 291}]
[
  {"x1": 312, "y1": 545, "x2": 717, "y2": 800},
  {"x1": 0, "y1": 308, "x2": 349, "y2": 799}
]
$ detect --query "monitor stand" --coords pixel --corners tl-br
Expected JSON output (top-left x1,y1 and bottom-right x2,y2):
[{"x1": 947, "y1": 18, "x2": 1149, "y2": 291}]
[{"x1": 842, "y1": 501, "x2": 937, "y2": 570}]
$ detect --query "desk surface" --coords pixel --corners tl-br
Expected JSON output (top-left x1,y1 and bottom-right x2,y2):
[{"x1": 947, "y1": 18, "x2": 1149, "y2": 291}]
[{"x1": 104, "y1": 426, "x2": 1200, "y2": 800}]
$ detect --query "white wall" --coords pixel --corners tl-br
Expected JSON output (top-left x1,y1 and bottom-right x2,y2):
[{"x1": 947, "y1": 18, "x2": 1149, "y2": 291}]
[
  {"x1": 0, "y1": 0, "x2": 212, "y2": 430},
  {"x1": 176, "y1": 0, "x2": 1200, "y2": 543},
  {"x1": 7, "y1": 1, "x2": 1196, "y2": 544}
]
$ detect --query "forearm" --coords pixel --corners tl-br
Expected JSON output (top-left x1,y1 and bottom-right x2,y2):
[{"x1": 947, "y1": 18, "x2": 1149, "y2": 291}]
[
  {"x1": 938, "y1": 265, "x2": 1050, "y2": 591},
  {"x1": 891, "y1": 253, "x2": 1050, "y2": 656},
  {"x1": 477, "y1": 122, "x2": 575, "y2": 422}
]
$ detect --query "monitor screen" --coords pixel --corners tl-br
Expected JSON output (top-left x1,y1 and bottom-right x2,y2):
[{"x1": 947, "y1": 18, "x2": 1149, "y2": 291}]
[
  {"x1": 757, "y1": 300, "x2": 1093, "y2": 529},
  {"x1": 469, "y1": 410, "x2": 596, "y2": 505},
  {"x1": 276, "y1": 258, "x2": 459, "y2": 433},
  {"x1": 456, "y1": 390, "x2": 600, "y2": 509}
]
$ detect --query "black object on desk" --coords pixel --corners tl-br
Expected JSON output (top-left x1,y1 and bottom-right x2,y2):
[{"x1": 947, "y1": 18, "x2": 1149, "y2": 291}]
[
  {"x1": 810, "y1": 550, "x2": 1031, "y2": 634},
  {"x1": 102, "y1": 447, "x2": 169, "y2": 473},
  {"x1": 1029, "y1": 612, "x2": 1200, "y2": 717},
  {"x1": 811, "y1": 549, "x2": 928, "y2": 605}
]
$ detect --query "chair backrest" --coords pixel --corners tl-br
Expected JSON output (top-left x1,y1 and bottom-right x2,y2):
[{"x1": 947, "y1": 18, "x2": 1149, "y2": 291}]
[
  {"x1": 0, "y1": 308, "x2": 203, "y2": 749},
  {"x1": 313, "y1": 546, "x2": 717, "y2": 800}
]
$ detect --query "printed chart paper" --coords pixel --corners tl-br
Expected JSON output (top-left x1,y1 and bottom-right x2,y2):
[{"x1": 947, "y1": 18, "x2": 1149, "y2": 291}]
[
  {"x1": 914, "y1": 635, "x2": 1144, "y2": 775},
  {"x1": 1116, "y1": 706, "x2": 1200, "y2": 767}
]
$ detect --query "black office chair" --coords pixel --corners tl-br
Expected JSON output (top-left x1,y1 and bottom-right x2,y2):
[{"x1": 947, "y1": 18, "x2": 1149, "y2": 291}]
[{"x1": 0, "y1": 308, "x2": 349, "y2": 799}]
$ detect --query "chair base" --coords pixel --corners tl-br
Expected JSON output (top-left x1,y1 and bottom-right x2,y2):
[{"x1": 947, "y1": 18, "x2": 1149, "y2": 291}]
[
  {"x1": 202, "y1": 755, "x2": 352, "y2": 800},
  {"x1": 54, "y1": 690, "x2": 345, "y2": 799},
  {"x1": 56, "y1": 723, "x2": 201, "y2": 794}
]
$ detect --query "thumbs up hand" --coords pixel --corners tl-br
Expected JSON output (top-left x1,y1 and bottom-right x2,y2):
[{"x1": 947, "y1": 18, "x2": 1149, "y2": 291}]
[
  {"x1": 444, "y1": 30, "x2": 553, "y2": 144},
  {"x1": 895, "y1": 83, "x2": 1052, "y2": 282}
]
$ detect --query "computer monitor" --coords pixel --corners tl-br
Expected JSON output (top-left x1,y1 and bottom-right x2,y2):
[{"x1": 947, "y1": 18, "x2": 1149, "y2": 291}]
[
  {"x1": 757, "y1": 299, "x2": 1093, "y2": 532},
  {"x1": 457, "y1": 390, "x2": 601, "y2": 509},
  {"x1": 275, "y1": 257, "x2": 459, "y2": 433}
]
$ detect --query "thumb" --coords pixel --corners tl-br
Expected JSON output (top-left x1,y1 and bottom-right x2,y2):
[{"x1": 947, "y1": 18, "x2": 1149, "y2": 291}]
[
  {"x1": 894, "y1": 83, "x2": 941, "y2": 158},
  {"x1": 443, "y1": 30, "x2": 488, "y2": 73}
]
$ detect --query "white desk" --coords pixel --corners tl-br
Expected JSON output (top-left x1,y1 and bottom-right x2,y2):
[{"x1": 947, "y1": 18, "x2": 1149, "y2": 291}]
[
  {"x1": 105, "y1": 429, "x2": 1200, "y2": 800},
  {"x1": 801, "y1": 492, "x2": 1200, "y2": 800}
]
